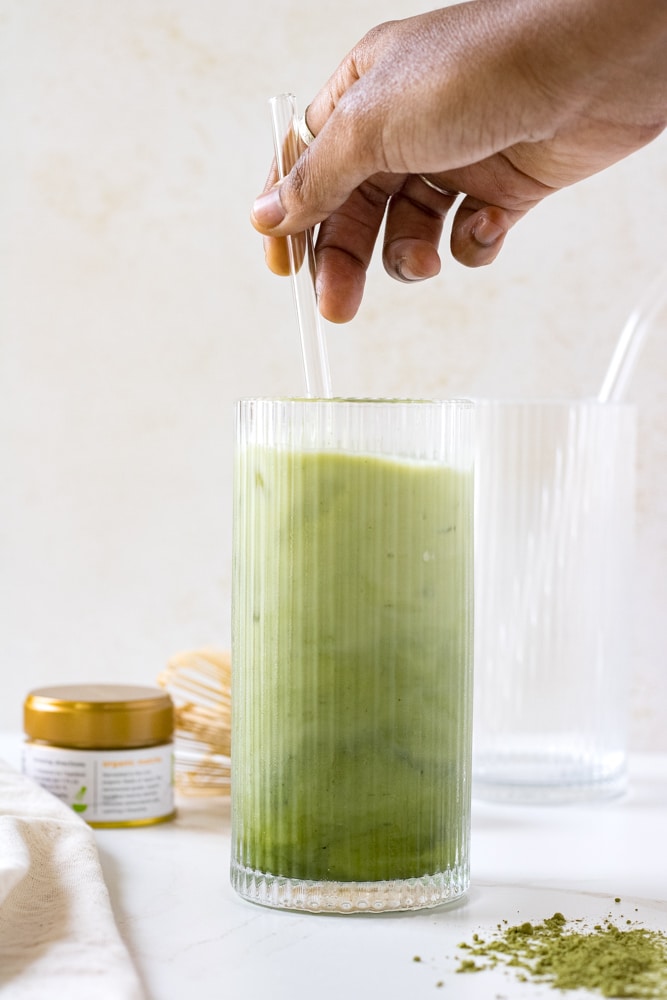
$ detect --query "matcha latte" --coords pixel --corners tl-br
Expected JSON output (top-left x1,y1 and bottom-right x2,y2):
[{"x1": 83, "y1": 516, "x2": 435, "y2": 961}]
[{"x1": 231, "y1": 399, "x2": 474, "y2": 913}]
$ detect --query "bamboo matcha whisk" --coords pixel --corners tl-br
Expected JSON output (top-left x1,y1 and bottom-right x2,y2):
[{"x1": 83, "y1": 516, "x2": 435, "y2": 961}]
[{"x1": 157, "y1": 647, "x2": 231, "y2": 796}]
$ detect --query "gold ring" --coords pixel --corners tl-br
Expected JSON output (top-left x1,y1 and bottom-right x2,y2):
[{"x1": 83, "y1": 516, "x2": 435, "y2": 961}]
[
  {"x1": 417, "y1": 173, "x2": 457, "y2": 197},
  {"x1": 297, "y1": 106, "x2": 316, "y2": 147}
]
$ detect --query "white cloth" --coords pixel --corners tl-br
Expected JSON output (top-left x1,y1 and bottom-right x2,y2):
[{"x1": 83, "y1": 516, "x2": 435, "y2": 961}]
[{"x1": 0, "y1": 759, "x2": 144, "y2": 999}]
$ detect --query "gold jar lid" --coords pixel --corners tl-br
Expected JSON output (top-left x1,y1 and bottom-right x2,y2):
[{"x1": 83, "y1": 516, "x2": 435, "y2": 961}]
[{"x1": 24, "y1": 684, "x2": 174, "y2": 749}]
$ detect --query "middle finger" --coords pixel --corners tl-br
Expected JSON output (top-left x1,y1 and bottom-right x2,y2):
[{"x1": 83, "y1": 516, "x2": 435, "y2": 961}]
[{"x1": 382, "y1": 174, "x2": 459, "y2": 281}]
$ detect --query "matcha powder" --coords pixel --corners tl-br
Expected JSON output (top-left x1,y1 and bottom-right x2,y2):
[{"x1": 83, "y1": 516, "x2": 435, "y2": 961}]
[{"x1": 455, "y1": 911, "x2": 667, "y2": 997}]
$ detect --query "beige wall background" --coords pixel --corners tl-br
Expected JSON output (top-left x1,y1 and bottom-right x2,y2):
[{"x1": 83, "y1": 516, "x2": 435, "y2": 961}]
[{"x1": 1, "y1": 0, "x2": 665, "y2": 745}]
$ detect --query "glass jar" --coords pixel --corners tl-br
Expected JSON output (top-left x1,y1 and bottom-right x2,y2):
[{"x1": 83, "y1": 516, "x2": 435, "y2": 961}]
[
  {"x1": 23, "y1": 683, "x2": 175, "y2": 827},
  {"x1": 231, "y1": 398, "x2": 475, "y2": 912}
]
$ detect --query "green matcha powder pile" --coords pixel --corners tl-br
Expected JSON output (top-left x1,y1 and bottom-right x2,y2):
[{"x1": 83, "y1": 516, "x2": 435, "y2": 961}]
[{"x1": 456, "y1": 910, "x2": 667, "y2": 997}]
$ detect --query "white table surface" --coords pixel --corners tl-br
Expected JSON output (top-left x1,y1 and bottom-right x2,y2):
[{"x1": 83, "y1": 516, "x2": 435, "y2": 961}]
[{"x1": 1, "y1": 734, "x2": 666, "y2": 1000}]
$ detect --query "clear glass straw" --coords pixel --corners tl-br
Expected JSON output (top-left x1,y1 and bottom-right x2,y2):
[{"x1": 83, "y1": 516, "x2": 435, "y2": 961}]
[
  {"x1": 598, "y1": 265, "x2": 667, "y2": 402},
  {"x1": 269, "y1": 93, "x2": 332, "y2": 398}
]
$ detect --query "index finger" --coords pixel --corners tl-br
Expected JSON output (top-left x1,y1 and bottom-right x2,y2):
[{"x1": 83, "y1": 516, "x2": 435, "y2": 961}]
[{"x1": 314, "y1": 171, "x2": 406, "y2": 322}]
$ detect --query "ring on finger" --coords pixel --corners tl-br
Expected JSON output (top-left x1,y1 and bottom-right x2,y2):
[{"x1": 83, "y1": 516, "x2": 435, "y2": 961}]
[
  {"x1": 297, "y1": 105, "x2": 316, "y2": 147},
  {"x1": 417, "y1": 173, "x2": 457, "y2": 197}
]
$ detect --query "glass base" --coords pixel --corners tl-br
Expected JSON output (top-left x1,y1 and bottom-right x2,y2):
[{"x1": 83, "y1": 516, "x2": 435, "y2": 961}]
[
  {"x1": 230, "y1": 860, "x2": 469, "y2": 913},
  {"x1": 472, "y1": 750, "x2": 627, "y2": 805}
]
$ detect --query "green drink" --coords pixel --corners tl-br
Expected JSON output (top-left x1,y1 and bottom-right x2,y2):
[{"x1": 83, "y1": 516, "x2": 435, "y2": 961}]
[{"x1": 231, "y1": 399, "x2": 474, "y2": 912}]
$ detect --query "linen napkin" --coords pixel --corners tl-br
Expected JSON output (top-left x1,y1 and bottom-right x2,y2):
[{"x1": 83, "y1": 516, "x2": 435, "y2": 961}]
[{"x1": 0, "y1": 759, "x2": 145, "y2": 1000}]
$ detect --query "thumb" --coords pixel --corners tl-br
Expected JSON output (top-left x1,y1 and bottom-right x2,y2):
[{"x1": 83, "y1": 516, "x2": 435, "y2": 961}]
[{"x1": 251, "y1": 90, "x2": 385, "y2": 237}]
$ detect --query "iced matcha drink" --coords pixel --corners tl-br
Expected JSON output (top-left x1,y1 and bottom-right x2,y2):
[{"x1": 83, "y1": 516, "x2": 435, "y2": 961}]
[{"x1": 231, "y1": 399, "x2": 474, "y2": 909}]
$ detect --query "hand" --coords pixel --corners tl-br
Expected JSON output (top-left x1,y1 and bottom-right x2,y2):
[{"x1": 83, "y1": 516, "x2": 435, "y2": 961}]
[{"x1": 251, "y1": 0, "x2": 667, "y2": 323}]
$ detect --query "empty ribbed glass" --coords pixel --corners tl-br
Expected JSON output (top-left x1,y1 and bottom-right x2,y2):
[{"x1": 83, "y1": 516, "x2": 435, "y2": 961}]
[
  {"x1": 473, "y1": 400, "x2": 636, "y2": 803},
  {"x1": 231, "y1": 398, "x2": 474, "y2": 912}
]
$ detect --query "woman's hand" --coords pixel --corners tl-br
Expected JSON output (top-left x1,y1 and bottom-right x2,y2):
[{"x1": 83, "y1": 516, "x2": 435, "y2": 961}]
[{"x1": 251, "y1": 0, "x2": 667, "y2": 322}]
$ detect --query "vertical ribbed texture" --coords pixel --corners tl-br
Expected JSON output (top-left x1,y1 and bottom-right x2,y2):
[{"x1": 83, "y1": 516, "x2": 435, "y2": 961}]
[
  {"x1": 231, "y1": 399, "x2": 474, "y2": 911},
  {"x1": 473, "y1": 400, "x2": 636, "y2": 802}
]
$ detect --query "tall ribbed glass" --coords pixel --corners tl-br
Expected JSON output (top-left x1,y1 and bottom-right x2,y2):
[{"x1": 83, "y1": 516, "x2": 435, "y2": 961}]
[
  {"x1": 473, "y1": 400, "x2": 636, "y2": 803},
  {"x1": 231, "y1": 398, "x2": 474, "y2": 912}
]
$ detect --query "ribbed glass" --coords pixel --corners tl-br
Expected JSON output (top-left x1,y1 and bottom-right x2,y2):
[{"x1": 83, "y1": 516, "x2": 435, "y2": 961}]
[
  {"x1": 231, "y1": 398, "x2": 474, "y2": 912},
  {"x1": 473, "y1": 400, "x2": 636, "y2": 803}
]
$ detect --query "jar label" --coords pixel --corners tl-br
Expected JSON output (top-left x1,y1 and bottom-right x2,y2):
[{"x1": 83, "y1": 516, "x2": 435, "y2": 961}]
[{"x1": 22, "y1": 742, "x2": 174, "y2": 824}]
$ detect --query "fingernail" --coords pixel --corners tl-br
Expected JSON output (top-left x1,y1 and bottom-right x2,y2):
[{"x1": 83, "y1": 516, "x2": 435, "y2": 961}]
[
  {"x1": 396, "y1": 257, "x2": 426, "y2": 282},
  {"x1": 472, "y1": 216, "x2": 504, "y2": 247},
  {"x1": 252, "y1": 185, "x2": 286, "y2": 229}
]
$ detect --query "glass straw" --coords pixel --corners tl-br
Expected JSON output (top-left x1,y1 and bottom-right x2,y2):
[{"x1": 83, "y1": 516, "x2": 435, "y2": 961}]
[
  {"x1": 269, "y1": 93, "x2": 332, "y2": 398},
  {"x1": 598, "y1": 265, "x2": 667, "y2": 402}
]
